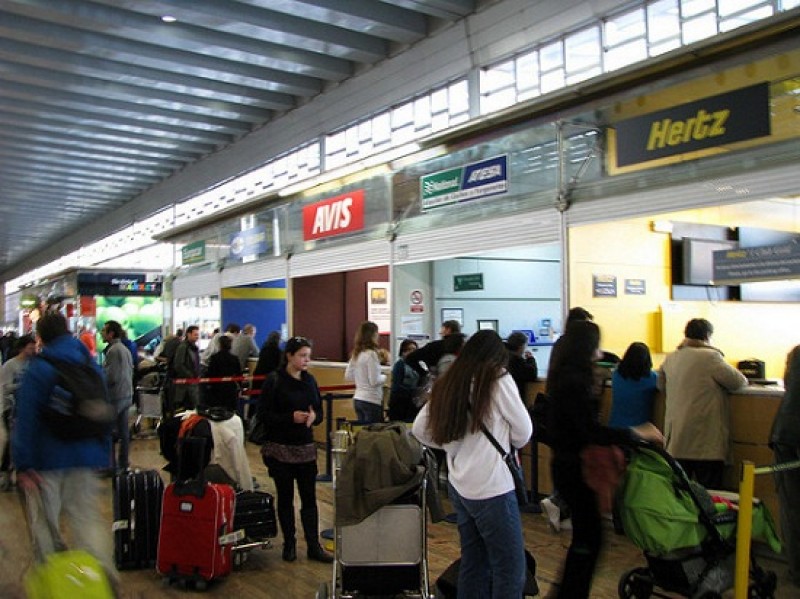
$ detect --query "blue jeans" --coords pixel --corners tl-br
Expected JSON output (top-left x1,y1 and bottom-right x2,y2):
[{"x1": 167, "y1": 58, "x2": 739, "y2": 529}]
[
  {"x1": 448, "y1": 483, "x2": 526, "y2": 599},
  {"x1": 354, "y1": 400, "x2": 383, "y2": 424}
]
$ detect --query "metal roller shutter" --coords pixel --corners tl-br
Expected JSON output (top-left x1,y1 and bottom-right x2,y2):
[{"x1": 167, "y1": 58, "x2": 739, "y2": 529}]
[
  {"x1": 221, "y1": 258, "x2": 286, "y2": 287},
  {"x1": 393, "y1": 208, "x2": 560, "y2": 265},
  {"x1": 566, "y1": 162, "x2": 799, "y2": 227},
  {"x1": 288, "y1": 239, "x2": 390, "y2": 278},
  {"x1": 172, "y1": 269, "x2": 221, "y2": 299}
]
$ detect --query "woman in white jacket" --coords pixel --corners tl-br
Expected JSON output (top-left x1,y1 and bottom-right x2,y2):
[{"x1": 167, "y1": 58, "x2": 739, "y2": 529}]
[
  {"x1": 413, "y1": 330, "x2": 533, "y2": 599},
  {"x1": 345, "y1": 321, "x2": 386, "y2": 424}
]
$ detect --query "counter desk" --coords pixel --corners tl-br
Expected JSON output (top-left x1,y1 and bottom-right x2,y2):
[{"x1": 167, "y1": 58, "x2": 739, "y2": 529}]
[{"x1": 519, "y1": 380, "x2": 786, "y2": 537}]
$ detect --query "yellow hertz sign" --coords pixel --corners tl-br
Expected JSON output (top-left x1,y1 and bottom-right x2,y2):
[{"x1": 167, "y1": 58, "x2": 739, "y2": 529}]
[
  {"x1": 612, "y1": 83, "x2": 770, "y2": 169},
  {"x1": 646, "y1": 108, "x2": 729, "y2": 151}
]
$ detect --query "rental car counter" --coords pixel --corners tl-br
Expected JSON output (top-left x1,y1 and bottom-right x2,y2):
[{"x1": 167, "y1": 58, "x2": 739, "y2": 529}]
[
  {"x1": 303, "y1": 362, "x2": 784, "y2": 535},
  {"x1": 520, "y1": 380, "x2": 785, "y2": 537}
]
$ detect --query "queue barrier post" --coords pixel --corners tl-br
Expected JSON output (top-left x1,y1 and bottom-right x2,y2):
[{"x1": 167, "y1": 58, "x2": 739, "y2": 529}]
[
  {"x1": 734, "y1": 460, "x2": 755, "y2": 599},
  {"x1": 316, "y1": 385, "x2": 355, "y2": 483}
]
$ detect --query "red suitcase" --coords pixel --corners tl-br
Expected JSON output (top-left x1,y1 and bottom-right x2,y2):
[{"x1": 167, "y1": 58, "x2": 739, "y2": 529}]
[{"x1": 157, "y1": 480, "x2": 236, "y2": 588}]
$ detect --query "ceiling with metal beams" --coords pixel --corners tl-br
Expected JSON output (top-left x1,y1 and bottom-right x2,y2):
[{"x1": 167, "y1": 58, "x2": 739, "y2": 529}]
[{"x1": 0, "y1": 0, "x2": 477, "y2": 278}]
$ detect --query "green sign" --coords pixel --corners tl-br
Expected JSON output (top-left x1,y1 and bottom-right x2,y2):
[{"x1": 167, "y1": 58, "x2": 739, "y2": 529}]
[
  {"x1": 420, "y1": 156, "x2": 508, "y2": 210},
  {"x1": 181, "y1": 240, "x2": 206, "y2": 265},
  {"x1": 454, "y1": 273, "x2": 484, "y2": 291}
]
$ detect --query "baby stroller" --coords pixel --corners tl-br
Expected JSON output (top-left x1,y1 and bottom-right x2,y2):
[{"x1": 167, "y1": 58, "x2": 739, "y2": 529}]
[
  {"x1": 616, "y1": 442, "x2": 778, "y2": 599},
  {"x1": 316, "y1": 422, "x2": 434, "y2": 599}
]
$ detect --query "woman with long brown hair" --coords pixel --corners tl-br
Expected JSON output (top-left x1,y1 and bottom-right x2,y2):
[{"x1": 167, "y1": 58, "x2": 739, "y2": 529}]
[
  {"x1": 413, "y1": 330, "x2": 532, "y2": 598},
  {"x1": 344, "y1": 321, "x2": 386, "y2": 423}
]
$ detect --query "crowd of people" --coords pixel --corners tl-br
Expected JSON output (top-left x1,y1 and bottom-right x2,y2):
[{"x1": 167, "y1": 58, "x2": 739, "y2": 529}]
[{"x1": 1, "y1": 308, "x2": 798, "y2": 596}]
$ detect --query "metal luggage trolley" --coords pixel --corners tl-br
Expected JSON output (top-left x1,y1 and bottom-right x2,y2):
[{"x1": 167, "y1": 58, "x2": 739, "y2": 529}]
[
  {"x1": 131, "y1": 367, "x2": 165, "y2": 437},
  {"x1": 316, "y1": 423, "x2": 432, "y2": 599}
]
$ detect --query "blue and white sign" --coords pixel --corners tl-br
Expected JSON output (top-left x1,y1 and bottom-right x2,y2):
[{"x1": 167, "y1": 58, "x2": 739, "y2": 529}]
[
  {"x1": 420, "y1": 155, "x2": 508, "y2": 210},
  {"x1": 230, "y1": 226, "x2": 268, "y2": 259}
]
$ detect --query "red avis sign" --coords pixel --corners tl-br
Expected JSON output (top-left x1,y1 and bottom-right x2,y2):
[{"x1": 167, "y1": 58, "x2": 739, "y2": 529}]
[{"x1": 302, "y1": 190, "x2": 365, "y2": 241}]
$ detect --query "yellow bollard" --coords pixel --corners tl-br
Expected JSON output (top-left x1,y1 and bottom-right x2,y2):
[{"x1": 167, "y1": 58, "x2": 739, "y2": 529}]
[{"x1": 734, "y1": 461, "x2": 755, "y2": 599}]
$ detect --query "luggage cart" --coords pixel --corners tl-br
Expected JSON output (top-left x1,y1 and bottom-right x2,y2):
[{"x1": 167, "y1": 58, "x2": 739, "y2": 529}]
[
  {"x1": 316, "y1": 426, "x2": 432, "y2": 599},
  {"x1": 132, "y1": 369, "x2": 164, "y2": 437}
]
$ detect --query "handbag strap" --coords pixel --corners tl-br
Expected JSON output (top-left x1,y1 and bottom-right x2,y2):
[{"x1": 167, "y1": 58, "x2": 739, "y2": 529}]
[{"x1": 479, "y1": 423, "x2": 510, "y2": 459}]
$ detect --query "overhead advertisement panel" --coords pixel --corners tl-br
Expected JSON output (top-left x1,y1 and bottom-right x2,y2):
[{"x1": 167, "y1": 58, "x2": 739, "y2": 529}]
[
  {"x1": 610, "y1": 82, "x2": 771, "y2": 170},
  {"x1": 420, "y1": 155, "x2": 508, "y2": 211}
]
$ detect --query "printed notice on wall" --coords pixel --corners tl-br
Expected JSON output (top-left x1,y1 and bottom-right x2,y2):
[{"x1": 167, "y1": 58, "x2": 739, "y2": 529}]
[
  {"x1": 367, "y1": 282, "x2": 391, "y2": 334},
  {"x1": 625, "y1": 278, "x2": 646, "y2": 295},
  {"x1": 593, "y1": 275, "x2": 618, "y2": 298}
]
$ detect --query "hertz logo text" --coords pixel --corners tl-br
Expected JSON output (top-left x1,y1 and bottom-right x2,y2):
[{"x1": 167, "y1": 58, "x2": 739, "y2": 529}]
[{"x1": 646, "y1": 109, "x2": 729, "y2": 151}]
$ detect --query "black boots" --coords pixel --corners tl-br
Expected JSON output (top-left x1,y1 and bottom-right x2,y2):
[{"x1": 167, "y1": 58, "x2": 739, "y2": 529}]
[
  {"x1": 307, "y1": 542, "x2": 334, "y2": 563},
  {"x1": 282, "y1": 540, "x2": 297, "y2": 562},
  {"x1": 301, "y1": 506, "x2": 333, "y2": 563}
]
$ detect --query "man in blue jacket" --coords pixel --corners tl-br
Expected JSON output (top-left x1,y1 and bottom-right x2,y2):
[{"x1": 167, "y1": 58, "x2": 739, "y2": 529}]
[{"x1": 12, "y1": 312, "x2": 116, "y2": 583}]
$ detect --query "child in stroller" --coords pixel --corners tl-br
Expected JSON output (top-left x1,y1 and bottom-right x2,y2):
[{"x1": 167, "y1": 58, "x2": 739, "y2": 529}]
[{"x1": 616, "y1": 441, "x2": 779, "y2": 599}]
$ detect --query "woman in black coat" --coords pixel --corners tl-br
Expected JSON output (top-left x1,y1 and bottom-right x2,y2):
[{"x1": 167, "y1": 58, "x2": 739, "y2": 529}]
[
  {"x1": 547, "y1": 320, "x2": 662, "y2": 598},
  {"x1": 257, "y1": 336, "x2": 332, "y2": 564},
  {"x1": 204, "y1": 335, "x2": 242, "y2": 412}
]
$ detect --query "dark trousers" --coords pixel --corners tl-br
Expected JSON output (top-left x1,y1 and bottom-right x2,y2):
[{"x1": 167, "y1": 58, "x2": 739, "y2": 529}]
[
  {"x1": 676, "y1": 459, "x2": 724, "y2": 489},
  {"x1": 1, "y1": 410, "x2": 11, "y2": 473},
  {"x1": 265, "y1": 458, "x2": 320, "y2": 546},
  {"x1": 552, "y1": 453, "x2": 603, "y2": 599},
  {"x1": 773, "y1": 443, "x2": 800, "y2": 587}
]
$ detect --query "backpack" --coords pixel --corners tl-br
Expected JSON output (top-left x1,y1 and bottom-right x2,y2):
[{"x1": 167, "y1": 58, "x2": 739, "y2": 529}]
[{"x1": 39, "y1": 354, "x2": 115, "y2": 441}]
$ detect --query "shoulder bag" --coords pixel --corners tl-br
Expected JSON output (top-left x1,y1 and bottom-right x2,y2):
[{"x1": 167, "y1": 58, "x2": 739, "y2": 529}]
[{"x1": 479, "y1": 423, "x2": 529, "y2": 507}]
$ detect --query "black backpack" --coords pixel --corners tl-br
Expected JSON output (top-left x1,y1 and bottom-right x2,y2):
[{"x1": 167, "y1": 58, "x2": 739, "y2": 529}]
[
  {"x1": 530, "y1": 392, "x2": 555, "y2": 447},
  {"x1": 39, "y1": 354, "x2": 115, "y2": 441}
]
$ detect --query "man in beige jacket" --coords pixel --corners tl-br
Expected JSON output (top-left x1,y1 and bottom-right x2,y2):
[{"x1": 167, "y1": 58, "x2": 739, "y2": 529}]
[{"x1": 657, "y1": 318, "x2": 747, "y2": 489}]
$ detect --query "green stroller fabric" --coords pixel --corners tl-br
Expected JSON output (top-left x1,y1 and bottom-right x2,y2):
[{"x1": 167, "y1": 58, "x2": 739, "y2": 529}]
[
  {"x1": 619, "y1": 447, "x2": 708, "y2": 555},
  {"x1": 619, "y1": 447, "x2": 782, "y2": 555}
]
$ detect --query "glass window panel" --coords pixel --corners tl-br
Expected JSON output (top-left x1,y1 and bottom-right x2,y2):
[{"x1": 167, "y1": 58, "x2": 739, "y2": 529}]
[
  {"x1": 372, "y1": 112, "x2": 391, "y2": 144},
  {"x1": 431, "y1": 111, "x2": 450, "y2": 131},
  {"x1": 681, "y1": 0, "x2": 716, "y2": 18},
  {"x1": 326, "y1": 130, "x2": 345, "y2": 155},
  {"x1": 648, "y1": 0, "x2": 680, "y2": 42},
  {"x1": 415, "y1": 95, "x2": 431, "y2": 130},
  {"x1": 718, "y1": 0, "x2": 766, "y2": 17},
  {"x1": 783, "y1": 0, "x2": 800, "y2": 9},
  {"x1": 682, "y1": 12, "x2": 718, "y2": 44},
  {"x1": 605, "y1": 8, "x2": 645, "y2": 46},
  {"x1": 540, "y1": 40, "x2": 564, "y2": 71},
  {"x1": 481, "y1": 88, "x2": 516, "y2": 114},
  {"x1": 392, "y1": 122, "x2": 416, "y2": 145},
  {"x1": 431, "y1": 87, "x2": 448, "y2": 113},
  {"x1": 358, "y1": 120, "x2": 372, "y2": 142},
  {"x1": 517, "y1": 87, "x2": 541, "y2": 102},
  {"x1": 345, "y1": 125, "x2": 360, "y2": 156},
  {"x1": 720, "y1": 6, "x2": 773, "y2": 31},
  {"x1": 605, "y1": 38, "x2": 648, "y2": 71},
  {"x1": 449, "y1": 80, "x2": 469, "y2": 116},
  {"x1": 566, "y1": 65, "x2": 602, "y2": 85},
  {"x1": 480, "y1": 60, "x2": 515, "y2": 93},
  {"x1": 541, "y1": 69, "x2": 565, "y2": 94},
  {"x1": 650, "y1": 37, "x2": 681, "y2": 56},
  {"x1": 516, "y1": 50, "x2": 539, "y2": 93},
  {"x1": 565, "y1": 26, "x2": 600, "y2": 72},
  {"x1": 392, "y1": 101, "x2": 414, "y2": 129}
]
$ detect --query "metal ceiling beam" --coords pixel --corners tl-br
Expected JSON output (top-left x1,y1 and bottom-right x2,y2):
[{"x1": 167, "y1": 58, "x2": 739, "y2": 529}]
[
  {"x1": 1, "y1": 0, "x2": 354, "y2": 80},
  {"x1": 0, "y1": 39, "x2": 296, "y2": 111},
  {"x1": 0, "y1": 12, "x2": 323, "y2": 97},
  {"x1": 96, "y1": 0, "x2": 390, "y2": 63},
  {"x1": 250, "y1": 0, "x2": 429, "y2": 44}
]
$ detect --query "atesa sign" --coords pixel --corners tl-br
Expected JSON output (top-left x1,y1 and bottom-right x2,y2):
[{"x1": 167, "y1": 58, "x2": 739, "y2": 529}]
[
  {"x1": 613, "y1": 83, "x2": 770, "y2": 168},
  {"x1": 420, "y1": 155, "x2": 508, "y2": 211}
]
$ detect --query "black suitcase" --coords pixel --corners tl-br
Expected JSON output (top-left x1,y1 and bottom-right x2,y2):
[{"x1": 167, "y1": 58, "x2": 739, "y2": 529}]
[
  {"x1": 435, "y1": 549, "x2": 539, "y2": 598},
  {"x1": 234, "y1": 490, "x2": 278, "y2": 540},
  {"x1": 112, "y1": 469, "x2": 165, "y2": 569}
]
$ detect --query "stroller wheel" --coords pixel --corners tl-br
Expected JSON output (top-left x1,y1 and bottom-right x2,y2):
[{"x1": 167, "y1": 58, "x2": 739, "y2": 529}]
[
  {"x1": 748, "y1": 568, "x2": 777, "y2": 599},
  {"x1": 618, "y1": 567, "x2": 653, "y2": 599}
]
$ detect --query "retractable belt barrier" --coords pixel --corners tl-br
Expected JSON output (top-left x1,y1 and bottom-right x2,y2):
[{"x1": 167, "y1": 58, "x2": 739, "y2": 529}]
[
  {"x1": 317, "y1": 385, "x2": 356, "y2": 482},
  {"x1": 735, "y1": 458, "x2": 800, "y2": 599}
]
